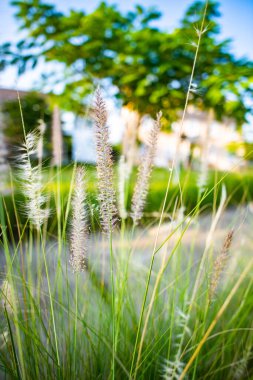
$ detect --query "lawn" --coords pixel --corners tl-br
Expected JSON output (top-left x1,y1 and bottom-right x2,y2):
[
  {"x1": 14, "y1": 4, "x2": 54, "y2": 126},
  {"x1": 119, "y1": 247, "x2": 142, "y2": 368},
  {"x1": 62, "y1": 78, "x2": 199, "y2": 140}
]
[{"x1": 2, "y1": 164, "x2": 253, "y2": 235}]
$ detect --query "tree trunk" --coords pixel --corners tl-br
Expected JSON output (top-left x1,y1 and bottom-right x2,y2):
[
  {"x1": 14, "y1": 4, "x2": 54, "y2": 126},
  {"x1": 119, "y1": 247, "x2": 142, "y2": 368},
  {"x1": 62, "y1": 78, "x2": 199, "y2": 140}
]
[
  {"x1": 121, "y1": 105, "x2": 140, "y2": 176},
  {"x1": 52, "y1": 105, "x2": 63, "y2": 166},
  {"x1": 199, "y1": 109, "x2": 213, "y2": 190}
]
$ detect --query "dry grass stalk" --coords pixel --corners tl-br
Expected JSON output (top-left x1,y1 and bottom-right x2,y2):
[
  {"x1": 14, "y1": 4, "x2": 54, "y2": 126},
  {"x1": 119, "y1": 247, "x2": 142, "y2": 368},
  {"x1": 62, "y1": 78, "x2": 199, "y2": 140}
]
[
  {"x1": 209, "y1": 229, "x2": 234, "y2": 301},
  {"x1": 131, "y1": 112, "x2": 162, "y2": 225},
  {"x1": 69, "y1": 166, "x2": 87, "y2": 272},
  {"x1": 93, "y1": 89, "x2": 118, "y2": 233}
]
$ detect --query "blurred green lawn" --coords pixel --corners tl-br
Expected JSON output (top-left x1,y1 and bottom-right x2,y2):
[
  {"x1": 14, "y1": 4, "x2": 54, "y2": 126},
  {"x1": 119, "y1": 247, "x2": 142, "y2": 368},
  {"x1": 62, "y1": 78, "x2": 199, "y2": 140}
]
[{"x1": 2, "y1": 165, "x2": 253, "y2": 234}]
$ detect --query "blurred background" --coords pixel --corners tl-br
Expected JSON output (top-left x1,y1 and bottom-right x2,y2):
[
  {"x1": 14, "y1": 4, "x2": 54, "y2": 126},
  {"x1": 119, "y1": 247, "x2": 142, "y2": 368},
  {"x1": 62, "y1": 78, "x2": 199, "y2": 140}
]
[{"x1": 0, "y1": 0, "x2": 253, "y2": 204}]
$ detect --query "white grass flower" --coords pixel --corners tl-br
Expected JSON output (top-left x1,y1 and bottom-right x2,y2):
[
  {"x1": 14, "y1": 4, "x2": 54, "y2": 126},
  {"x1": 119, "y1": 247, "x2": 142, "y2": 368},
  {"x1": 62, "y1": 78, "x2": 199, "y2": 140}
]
[
  {"x1": 163, "y1": 358, "x2": 185, "y2": 380},
  {"x1": 17, "y1": 130, "x2": 50, "y2": 228},
  {"x1": 209, "y1": 229, "x2": 234, "y2": 301},
  {"x1": 197, "y1": 167, "x2": 208, "y2": 193},
  {"x1": 1, "y1": 280, "x2": 15, "y2": 314},
  {"x1": 233, "y1": 347, "x2": 251, "y2": 379},
  {"x1": 162, "y1": 307, "x2": 189, "y2": 379},
  {"x1": 0, "y1": 330, "x2": 9, "y2": 349},
  {"x1": 118, "y1": 155, "x2": 128, "y2": 220},
  {"x1": 52, "y1": 105, "x2": 63, "y2": 166},
  {"x1": 194, "y1": 24, "x2": 209, "y2": 37},
  {"x1": 131, "y1": 112, "x2": 162, "y2": 225},
  {"x1": 69, "y1": 166, "x2": 88, "y2": 273},
  {"x1": 92, "y1": 89, "x2": 118, "y2": 233}
]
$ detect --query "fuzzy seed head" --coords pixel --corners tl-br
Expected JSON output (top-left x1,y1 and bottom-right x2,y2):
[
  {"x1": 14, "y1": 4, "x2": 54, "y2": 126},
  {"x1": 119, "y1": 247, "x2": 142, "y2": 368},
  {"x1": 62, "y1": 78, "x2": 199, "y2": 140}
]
[
  {"x1": 93, "y1": 89, "x2": 118, "y2": 233},
  {"x1": 233, "y1": 347, "x2": 251, "y2": 379},
  {"x1": 131, "y1": 112, "x2": 162, "y2": 225},
  {"x1": 118, "y1": 155, "x2": 128, "y2": 219},
  {"x1": 0, "y1": 330, "x2": 9, "y2": 349},
  {"x1": 69, "y1": 166, "x2": 88, "y2": 273},
  {"x1": 198, "y1": 168, "x2": 208, "y2": 193},
  {"x1": 17, "y1": 130, "x2": 50, "y2": 228},
  {"x1": 1, "y1": 280, "x2": 15, "y2": 314},
  {"x1": 209, "y1": 229, "x2": 234, "y2": 301},
  {"x1": 163, "y1": 358, "x2": 184, "y2": 380}
]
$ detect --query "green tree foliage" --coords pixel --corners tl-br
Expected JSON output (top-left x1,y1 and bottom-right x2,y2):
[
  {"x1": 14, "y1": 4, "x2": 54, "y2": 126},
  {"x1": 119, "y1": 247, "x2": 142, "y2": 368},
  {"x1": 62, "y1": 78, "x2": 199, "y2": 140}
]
[
  {"x1": 2, "y1": 92, "x2": 52, "y2": 154},
  {"x1": 1, "y1": 0, "x2": 253, "y2": 125}
]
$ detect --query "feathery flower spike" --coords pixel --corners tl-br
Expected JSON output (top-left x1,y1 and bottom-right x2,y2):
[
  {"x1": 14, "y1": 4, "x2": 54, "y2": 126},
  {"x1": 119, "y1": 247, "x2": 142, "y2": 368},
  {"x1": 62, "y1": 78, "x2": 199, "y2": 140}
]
[
  {"x1": 118, "y1": 155, "x2": 128, "y2": 220},
  {"x1": 209, "y1": 229, "x2": 234, "y2": 301},
  {"x1": 69, "y1": 166, "x2": 87, "y2": 272},
  {"x1": 131, "y1": 112, "x2": 162, "y2": 225},
  {"x1": 93, "y1": 89, "x2": 118, "y2": 233},
  {"x1": 1, "y1": 280, "x2": 15, "y2": 314},
  {"x1": 17, "y1": 130, "x2": 50, "y2": 228}
]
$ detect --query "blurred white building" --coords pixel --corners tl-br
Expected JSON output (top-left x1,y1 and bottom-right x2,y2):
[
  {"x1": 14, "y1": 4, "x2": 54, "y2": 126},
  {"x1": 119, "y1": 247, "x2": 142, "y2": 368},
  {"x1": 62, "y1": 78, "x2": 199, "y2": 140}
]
[
  {"x1": 70, "y1": 105, "x2": 247, "y2": 171},
  {"x1": 71, "y1": 118, "x2": 96, "y2": 164},
  {"x1": 138, "y1": 106, "x2": 245, "y2": 171},
  {"x1": 1, "y1": 87, "x2": 249, "y2": 170},
  {"x1": 172, "y1": 106, "x2": 244, "y2": 170}
]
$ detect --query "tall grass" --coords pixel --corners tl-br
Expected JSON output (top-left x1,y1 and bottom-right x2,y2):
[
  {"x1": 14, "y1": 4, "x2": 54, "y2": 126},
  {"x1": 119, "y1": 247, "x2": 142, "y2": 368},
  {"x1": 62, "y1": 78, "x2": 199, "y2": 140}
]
[
  {"x1": 1, "y1": 3, "x2": 253, "y2": 378},
  {"x1": 0, "y1": 90, "x2": 253, "y2": 379}
]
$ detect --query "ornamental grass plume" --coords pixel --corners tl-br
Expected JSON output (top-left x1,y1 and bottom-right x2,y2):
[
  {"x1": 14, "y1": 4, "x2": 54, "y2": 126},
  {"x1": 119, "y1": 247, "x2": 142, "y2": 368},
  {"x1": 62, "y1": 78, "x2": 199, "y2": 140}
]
[
  {"x1": 233, "y1": 346, "x2": 251, "y2": 379},
  {"x1": 163, "y1": 308, "x2": 190, "y2": 380},
  {"x1": 209, "y1": 229, "x2": 234, "y2": 301},
  {"x1": 69, "y1": 166, "x2": 87, "y2": 273},
  {"x1": 92, "y1": 89, "x2": 118, "y2": 233},
  {"x1": 1, "y1": 280, "x2": 15, "y2": 314},
  {"x1": 163, "y1": 358, "x2": 184, "y2": 380},
  {"x1": 118, "y1": 155, "x2": 128, "y2": 220},
  {"x1": 131, "y1": 111, "x2": 162, "y2": 225},
  {"x1": 17, "y1": 130, "x2": 50, "y2": 229}
]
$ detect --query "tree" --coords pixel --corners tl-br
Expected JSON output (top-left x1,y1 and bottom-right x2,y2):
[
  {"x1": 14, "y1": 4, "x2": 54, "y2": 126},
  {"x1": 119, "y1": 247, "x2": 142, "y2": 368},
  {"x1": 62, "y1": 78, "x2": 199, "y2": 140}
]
[
  {"x1": 113, "y1": 0, "x2": 253, "y2": 125},
  {"x1": 2, "y1": 92, "x2": 52, "y2": 157},
  {"x1": 1, "y1": 0, "x2": 253, "y2": 126}
]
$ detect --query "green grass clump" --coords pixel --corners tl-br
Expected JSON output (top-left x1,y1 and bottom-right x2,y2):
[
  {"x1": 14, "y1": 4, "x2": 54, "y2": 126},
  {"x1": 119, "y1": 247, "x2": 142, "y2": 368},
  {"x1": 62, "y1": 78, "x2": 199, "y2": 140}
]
[
  {"x1": 0, "y1": 66, "x2": 253, "y2": 379},
  {"x1": 0, "y1": 156, "x2": 253, "y2": 379}
]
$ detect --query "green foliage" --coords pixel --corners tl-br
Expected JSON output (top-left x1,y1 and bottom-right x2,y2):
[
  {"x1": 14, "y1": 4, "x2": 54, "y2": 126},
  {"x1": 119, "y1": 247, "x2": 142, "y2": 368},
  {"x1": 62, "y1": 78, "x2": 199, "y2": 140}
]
[
  {"x1": 2, "y1": 92, "x2": 52, "y2": 152},
  {"x1": 227, "y1": 141, "x2": 253, "y2": 161},
  {"x1": 1, "y1": 1, "x2": 253, "y2": 125}
]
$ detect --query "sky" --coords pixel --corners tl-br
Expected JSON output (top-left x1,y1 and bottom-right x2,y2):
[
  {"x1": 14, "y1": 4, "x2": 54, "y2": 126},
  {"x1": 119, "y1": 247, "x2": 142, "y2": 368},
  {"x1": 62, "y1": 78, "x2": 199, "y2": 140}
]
[{"x1": 0, "y1": 0, "x2": 253, "y2": 90}]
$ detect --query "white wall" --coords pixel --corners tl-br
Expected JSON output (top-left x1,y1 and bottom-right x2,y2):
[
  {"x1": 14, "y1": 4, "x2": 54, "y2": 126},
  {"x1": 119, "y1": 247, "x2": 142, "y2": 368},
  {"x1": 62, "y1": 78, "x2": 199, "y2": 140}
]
[{"x1": 72, "y1": 126, "x2": 97, "y2": 164}]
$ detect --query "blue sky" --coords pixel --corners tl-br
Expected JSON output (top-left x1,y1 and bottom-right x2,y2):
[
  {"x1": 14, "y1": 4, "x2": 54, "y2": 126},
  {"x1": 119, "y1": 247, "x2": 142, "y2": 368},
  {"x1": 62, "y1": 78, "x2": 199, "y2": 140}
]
[{"x1": 0, "y1": 0, "x2": 253, "y2": 90}]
